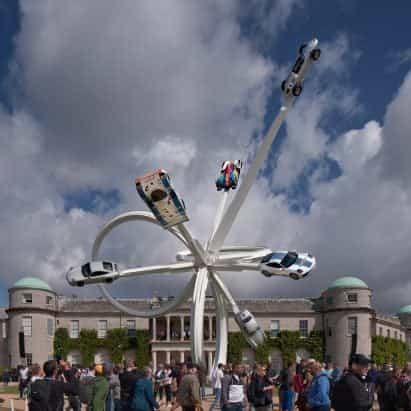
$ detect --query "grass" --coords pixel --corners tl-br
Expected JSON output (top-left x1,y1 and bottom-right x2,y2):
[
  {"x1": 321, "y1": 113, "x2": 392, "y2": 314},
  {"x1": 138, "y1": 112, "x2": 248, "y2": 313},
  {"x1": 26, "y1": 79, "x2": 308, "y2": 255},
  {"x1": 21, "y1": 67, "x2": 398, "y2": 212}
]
[{"x1": 0, "y1": 384, "x2": 18, "y2": 395}]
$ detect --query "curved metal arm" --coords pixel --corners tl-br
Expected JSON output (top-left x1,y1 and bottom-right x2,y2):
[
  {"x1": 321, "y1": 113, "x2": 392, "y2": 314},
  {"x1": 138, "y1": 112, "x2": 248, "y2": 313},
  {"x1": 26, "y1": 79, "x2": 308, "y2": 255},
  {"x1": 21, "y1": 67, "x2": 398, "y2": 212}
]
[{"x1": 91, "y1": 210, "x2": 198, "y2": 318}]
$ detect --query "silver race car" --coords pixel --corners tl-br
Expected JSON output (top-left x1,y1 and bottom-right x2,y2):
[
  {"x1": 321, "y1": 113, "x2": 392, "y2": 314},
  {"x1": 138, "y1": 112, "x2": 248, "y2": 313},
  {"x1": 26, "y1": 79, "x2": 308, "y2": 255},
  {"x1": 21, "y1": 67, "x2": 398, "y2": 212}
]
[
  {"x1": 281, "y1": 38, "x2": 321, "y2": 97},
  {"x1": 235, "y1": 310, "x2": 265, "y2": 347},
  {"x1": 259, "y1": 251, "x2": 316, "y2": 280},
  {"x1": 66, "y1": 261, "x2": 120, "y2": 287}
]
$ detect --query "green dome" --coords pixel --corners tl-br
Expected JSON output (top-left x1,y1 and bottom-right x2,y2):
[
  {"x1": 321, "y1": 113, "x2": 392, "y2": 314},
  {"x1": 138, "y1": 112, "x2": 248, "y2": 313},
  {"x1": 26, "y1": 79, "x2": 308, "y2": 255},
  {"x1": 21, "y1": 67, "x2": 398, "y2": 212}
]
[
  {"x1": 398, "y1": 305, "x2": 411, "y2": 315},
  {"x1": 328, "y1": 276, "x2": 368, "y2": 290},
  {"x1": 13, "y1": 277, "x2": 53, "y2": 292}
]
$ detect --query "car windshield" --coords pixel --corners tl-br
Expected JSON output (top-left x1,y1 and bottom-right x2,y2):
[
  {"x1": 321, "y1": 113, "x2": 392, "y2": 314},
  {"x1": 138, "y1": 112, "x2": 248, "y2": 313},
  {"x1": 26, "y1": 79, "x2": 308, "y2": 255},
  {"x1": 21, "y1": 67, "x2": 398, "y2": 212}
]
[
  {"x1": 281, "y1": 252, "x2": 298, "y2": 268},
  {"x1": 151, "y1": 189, "x2": 167, "y2": 202},
  {"x1": 262, "y1": 252, "x2": 286, "y2": 264},
  {"x1": 303, "y1": 260, "x2": 312, "y2": 268}
]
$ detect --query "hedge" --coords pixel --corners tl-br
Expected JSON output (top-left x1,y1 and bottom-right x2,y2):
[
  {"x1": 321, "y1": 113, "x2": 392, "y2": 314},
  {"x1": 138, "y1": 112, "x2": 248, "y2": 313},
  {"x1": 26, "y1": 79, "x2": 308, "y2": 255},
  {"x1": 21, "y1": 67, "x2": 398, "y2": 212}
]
[
  {"x1": 371, "y1": 336, "x2": 408, "y2": 367},
  {"x1": 53, "y1": 327, "x2": 151, "y2": 366}
]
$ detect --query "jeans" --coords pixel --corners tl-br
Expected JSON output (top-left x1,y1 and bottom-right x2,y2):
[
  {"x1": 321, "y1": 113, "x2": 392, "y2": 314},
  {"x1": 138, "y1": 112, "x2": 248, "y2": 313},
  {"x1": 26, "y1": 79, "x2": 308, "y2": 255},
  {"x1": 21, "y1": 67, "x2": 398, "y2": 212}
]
[
  {"x1": 113, "y1": 399, "x2": 122, "y2": 411},
  {"x1": 224, "y1": 402, "x2": 243, "y2": 411},
  {"x1": 105, "y1": 392, "x2": 113, "y2": 411},
  {"x1": 68, "y1": 395, "x2": 81, "y2": 411},
  {"x1": 209, "y1": 388, "x2": 222, "y2": 411},
  {"x1": 311, "y1": 406, "x2": 330, "y2": 411}
]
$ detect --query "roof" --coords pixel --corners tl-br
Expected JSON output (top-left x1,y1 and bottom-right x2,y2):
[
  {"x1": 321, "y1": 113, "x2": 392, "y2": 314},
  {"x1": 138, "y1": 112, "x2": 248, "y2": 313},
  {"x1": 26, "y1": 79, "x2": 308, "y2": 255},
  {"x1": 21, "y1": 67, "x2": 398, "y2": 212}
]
[
  {"x1": 328, "y1": 276, "x2": 368, "y2": 290},
  {"x1": 398, "y1": 305, "x2": 411, "y2": 315},
  {"x1": 12, "y1": 277, "x2": 53, "y2": 292}
]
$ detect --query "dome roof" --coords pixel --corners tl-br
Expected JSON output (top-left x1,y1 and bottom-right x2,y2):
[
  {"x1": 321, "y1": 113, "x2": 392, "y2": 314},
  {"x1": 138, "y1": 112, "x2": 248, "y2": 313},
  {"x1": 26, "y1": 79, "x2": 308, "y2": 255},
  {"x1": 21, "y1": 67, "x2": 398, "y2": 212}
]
[
  {"x1": 12, "y1": 277, "x2": 53, "y2": 292},
  {"x1": 328, "y1": 276, "x2": 368, "y2": 290},
  {"x1": 398, "y1": 305, "x2": 411, "y2": 315}
]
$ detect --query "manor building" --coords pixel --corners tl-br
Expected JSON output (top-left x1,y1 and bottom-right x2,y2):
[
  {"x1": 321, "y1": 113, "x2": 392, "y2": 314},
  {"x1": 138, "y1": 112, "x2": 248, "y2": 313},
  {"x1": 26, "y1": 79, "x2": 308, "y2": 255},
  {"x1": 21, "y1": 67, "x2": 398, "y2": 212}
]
[{"x1": 1, "y1": 276, "x2": 410, "y2": 371}]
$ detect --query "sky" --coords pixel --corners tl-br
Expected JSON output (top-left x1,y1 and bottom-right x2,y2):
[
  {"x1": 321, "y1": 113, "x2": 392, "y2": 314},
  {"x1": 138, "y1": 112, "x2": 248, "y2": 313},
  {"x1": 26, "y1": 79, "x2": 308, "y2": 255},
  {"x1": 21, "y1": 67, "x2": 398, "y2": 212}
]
[{"x1": 1, "y1": 1, "x2": 411, "y2": 314}]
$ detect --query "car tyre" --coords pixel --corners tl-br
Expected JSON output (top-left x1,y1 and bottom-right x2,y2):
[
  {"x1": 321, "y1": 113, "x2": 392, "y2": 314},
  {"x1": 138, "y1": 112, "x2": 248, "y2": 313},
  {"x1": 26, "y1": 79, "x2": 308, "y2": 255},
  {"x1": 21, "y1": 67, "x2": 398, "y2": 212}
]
[
  {"x1": 311, "y1": 48, "x2": 321, "y2": 61},
  {"x1": 290, "y1": 273, "x2": 300, "y2": 280},
  {"x1": 77, "y1": 281, "x2": 84, "y2": 287},
  {"x1": 299, "y1": 44, "x2": 307, "y2": 55},
  {"x1": 292, "y1": 85, "x2": 303, "y2": 96},
  {"x1": 281, "y1": 80, "x2": 286, "y2": 91}
]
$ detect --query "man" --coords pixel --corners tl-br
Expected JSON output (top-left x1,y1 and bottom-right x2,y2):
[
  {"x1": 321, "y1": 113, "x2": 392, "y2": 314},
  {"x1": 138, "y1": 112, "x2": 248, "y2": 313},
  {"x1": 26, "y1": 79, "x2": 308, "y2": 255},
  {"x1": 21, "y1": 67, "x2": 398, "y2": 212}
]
[
  {"x1": 307, "y1": 360, "x2": 331, "y2": 411},
  {"x1": 175, "y1": 363, "x2": 202, "y2": 411},
  {"x1": 221, "y1": 363, "x2": 245, "y2": 411},
  {"x1": 90, "y1": 364, "x2": 110, "y2": 411},
  {"x1": 247, "y1": 364, "x2": 274, "y2": 411},
  {"x1": 119, "y1": 360, "x2": 141, "y2": 411},
  {"x1": 19, "y1": 364, "x2": 29, "y2": 399},
  {"x1": 209, "y1": 363, "x2": 225, "y2": 411},
  {"x1": 63, "y1": 361, "x2": 81, "y2": 411},
  {"x1": 331, "y1": 354, "x2": 374, "y2": 411},
  {"x1": 29, "y1": 360, "x2": 78, "y2": 411}
]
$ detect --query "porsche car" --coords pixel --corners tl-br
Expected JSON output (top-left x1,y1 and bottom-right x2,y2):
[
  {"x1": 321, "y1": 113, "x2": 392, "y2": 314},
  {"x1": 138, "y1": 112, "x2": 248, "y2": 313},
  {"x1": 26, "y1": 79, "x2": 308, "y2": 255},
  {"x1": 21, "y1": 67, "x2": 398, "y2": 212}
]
[
  {"x1": 259, "y1": 251, "x2": 316, "y2": 280},
  {"x1": 216, "y1": 160, "x2": 243, "y2": 191},
  {"x1": 281, "y1": 38, "x2": 321, "y2": 97},
  {"x1": 66, "y1": 261, "x2": 119, "y2": 287},
  {"x1": 235, "y1": 310, "x2": 265, "y2": 347},
  {"x1": 136, "y1": 169, "x2": 189, "y2": 228}
]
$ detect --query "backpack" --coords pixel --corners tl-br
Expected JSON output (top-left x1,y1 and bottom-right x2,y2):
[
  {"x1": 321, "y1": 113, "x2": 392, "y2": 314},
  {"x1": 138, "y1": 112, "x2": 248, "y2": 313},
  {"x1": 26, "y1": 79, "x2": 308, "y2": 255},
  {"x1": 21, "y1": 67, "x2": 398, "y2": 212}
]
[
  {"x1": 79, "y1": 375, "x2": 95, "y2": 405},
  {"x1": 28, "y1": 379, "x2": 53, "y2": 411}
]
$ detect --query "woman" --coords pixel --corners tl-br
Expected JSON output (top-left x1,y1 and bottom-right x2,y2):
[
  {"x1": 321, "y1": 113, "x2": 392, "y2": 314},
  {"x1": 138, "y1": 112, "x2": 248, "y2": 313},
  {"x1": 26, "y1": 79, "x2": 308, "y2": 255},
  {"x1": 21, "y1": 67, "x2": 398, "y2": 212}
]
[
  {"x1": 248, "y1": 364, "x2": 274, "y2": 411},
  {"x1": 131, "y1": 367, "x2": 160, "y2": 411},
  {"x1": 279, "y1": 363, "x2": 295, "y2": 411},
  {"x1": 90, "y1": 364, "x2": 110, "y2": 411}
]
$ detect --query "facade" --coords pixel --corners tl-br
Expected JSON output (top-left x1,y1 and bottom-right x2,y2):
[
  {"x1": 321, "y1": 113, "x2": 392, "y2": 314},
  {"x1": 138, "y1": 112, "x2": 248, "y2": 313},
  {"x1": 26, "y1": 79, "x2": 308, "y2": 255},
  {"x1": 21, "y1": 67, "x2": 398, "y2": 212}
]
[{"x1": 0, "y1": 276, "x2": 410, "y2": 370}]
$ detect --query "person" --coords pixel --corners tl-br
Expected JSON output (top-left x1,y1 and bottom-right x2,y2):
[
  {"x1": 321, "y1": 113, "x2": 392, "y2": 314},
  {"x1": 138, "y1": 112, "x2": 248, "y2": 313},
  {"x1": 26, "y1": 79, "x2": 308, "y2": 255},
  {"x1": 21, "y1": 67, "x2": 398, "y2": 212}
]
[
  {"x1": 307, "y1": 360, "x2": 330, "y2": 411},
  {"x1": 279, "y1": 363, "x2": 295, "y2": 411},
  {"x1": 209, "y1": 363, "x2": 224, "y2": 411},
  {"x1": 29, "y1": 360, "x2": 78, "y2": 411},
  {"x1": 19, "y1": 364, "x2": 29, "y2": 399},
  {"x1": 377, "y1": 367, "x2": 399, "y2": 411},
  {"x1": 247, "y1": 364, "x2": 274, "y2": 411},
  {"x1": 154, "y1": 364, "x2": 165, "y2": 402},
  {"x1": 131, "y1": 366, "x2": 159, "y2": 411},
  {"x1": 63, "y1": 361, "x2": 81, "y2": 411},
  {"x1": 79, "y1": 364, "x2": 96, "y2": 408},
  {"x1": 175, "y1": 363, "x2": 202, "y2": 411},
  {"x1": 221, "y1": 362, "x2": 245, "y2": 411},
  {"x1": 110, "y1": 366, "x2": 122, "y2": 411},
  {"x1": 163, "y1": 364, "x2": 173, "y2": 407},
  {"x1": 90, "y1": 364, "x2": 110, "y2": 411},
  {"x1": 331, "y1": 353, "x2": 373, "y2": 411},
  {"x1": 120, "y1": 360, "x2": 141, "y2": 411}
]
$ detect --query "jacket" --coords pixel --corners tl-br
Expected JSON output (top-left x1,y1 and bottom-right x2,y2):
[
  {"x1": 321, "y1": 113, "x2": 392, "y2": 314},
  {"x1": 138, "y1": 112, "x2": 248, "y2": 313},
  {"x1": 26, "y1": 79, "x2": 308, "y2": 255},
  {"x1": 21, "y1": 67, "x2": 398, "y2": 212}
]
[
  {"x1": 221, "y1": 374, "x2": 245, "y2": 406},
  {"x1": 176, "y1": 374, "x2": 201, "y2": 407},
  {"x1": 248, "y1": 374, "x2": 272, "y2": 407},
  {"x1": 331, "y1": 372, "x2": 373, "y2": 411},
  {"x1": 131, "y1": 377, "x2": 159, "y2": 411},
  {"x1": 90, "y1": 376, "x2": 110, "y2": 411},
  {"x1": 308, "y1": 371, "x2": 330, "y2": 408}
]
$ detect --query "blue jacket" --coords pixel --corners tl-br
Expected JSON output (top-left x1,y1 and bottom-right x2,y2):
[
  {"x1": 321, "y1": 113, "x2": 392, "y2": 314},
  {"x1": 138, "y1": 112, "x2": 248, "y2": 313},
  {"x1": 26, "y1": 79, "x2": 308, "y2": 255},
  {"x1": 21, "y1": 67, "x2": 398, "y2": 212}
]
[
  {"x1": 131, "y1": 378, "x2": 159, "y2": 411},
  {"x1": 308, "y1": 371, "x2": 330, "y2": 407}
]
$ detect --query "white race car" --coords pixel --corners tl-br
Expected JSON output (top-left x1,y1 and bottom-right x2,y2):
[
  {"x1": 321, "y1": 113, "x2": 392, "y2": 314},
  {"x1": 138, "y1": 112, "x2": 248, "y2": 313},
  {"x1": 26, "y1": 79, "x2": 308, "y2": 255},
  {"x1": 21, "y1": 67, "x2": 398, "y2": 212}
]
[
  {"x1": 136, "y1": 169, "x2": 188, "y2": 229},
  {"x1": 235, "y1": 310, "x2": 265, "y2": 347},
  {"x1": 281, "y1": 38, "x2": 321, "y2": 97},
  {"x1": 66, "y1": 261, "x2": 120, "y2": 287},
  {"x1": 259, "y1": 251, "x2": 316, "y2": 280}
]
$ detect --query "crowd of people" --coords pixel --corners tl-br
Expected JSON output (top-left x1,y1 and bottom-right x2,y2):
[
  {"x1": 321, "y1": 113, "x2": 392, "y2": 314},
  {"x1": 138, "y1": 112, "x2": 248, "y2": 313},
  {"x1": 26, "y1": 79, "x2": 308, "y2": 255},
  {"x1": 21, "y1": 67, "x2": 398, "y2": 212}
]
[{"x1": 12, "y1": 354, "x2": 411, "y2": 411}]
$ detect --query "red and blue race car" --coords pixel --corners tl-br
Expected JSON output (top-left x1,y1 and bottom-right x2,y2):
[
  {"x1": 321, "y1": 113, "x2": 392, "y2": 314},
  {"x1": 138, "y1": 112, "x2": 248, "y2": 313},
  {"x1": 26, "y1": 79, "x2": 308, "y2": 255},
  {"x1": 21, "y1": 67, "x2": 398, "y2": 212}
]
[{"x1": 216, "y1": 160, "x2": 243, "y2": 191}]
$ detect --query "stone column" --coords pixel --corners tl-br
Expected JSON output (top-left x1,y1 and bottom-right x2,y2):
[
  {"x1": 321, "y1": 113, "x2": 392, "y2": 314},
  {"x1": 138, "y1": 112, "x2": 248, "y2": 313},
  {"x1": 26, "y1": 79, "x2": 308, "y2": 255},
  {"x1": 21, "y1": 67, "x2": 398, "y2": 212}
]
[
  {"x1": 208, "y1": 351, "x2": 213, "y2": 371},
  {"x1": 166, "y1": 316, "x2": 171, "y2": 341},
  {"x1": 209, "y1": 316, "x2": 212, "y2": 341},
  {"x1": 152, "y1": 351, "x2": 157, "y2": 371},
  {"x1": 180, "y1": 351, "x2": 184, "y2": 363},
  {"x1": 180, "y1": 316, "x2": 185, "y2": 341},
  {"x1": 166, "y1": 351, "x2": 171, "y2": 364},
  {"x1": 153, "y1": 318, "x2": 157, "y2": 341}
]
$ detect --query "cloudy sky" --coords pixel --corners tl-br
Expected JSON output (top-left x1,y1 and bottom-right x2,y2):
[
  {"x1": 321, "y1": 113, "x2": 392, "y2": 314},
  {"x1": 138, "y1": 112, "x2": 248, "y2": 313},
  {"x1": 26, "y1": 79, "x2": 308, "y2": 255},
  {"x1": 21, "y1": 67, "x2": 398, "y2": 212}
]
[{"x1": 1, "y1": 1, "x2": 411, "y2": 314}]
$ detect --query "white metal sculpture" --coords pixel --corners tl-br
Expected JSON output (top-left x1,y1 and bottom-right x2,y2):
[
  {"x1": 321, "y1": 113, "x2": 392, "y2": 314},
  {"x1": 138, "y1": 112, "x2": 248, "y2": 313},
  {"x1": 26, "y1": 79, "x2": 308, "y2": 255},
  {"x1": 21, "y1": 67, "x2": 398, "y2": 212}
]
[{"x1": 67, "y1": 38, "x2": 321, "y2": 373}]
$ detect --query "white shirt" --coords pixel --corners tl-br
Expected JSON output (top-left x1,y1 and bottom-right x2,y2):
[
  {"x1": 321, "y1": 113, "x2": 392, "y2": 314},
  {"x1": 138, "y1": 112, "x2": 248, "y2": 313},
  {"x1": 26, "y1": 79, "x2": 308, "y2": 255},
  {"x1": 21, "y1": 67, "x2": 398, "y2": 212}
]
[
  {"x1": 20, "y1": 367, "x2": 28, "y2": 381},
  {"x1": 228, "y1": 375, "x2": 244, "y2": 403},
  {"x1": 213, "y1": 369, "x2": 224, "y2": 389}
]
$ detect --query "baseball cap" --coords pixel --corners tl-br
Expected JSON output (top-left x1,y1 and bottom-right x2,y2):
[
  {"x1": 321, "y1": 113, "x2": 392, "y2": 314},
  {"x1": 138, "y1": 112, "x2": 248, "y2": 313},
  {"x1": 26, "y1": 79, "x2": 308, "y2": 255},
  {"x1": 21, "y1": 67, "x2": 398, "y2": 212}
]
[{"x1": 350, "y1": 353, "x2": 371, "y2": 366}]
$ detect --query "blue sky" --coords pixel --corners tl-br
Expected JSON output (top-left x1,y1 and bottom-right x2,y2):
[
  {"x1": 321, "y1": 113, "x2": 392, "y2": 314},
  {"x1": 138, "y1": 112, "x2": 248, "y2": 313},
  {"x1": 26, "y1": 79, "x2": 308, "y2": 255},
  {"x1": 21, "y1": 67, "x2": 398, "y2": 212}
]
[{"x1": 1, "y1": 2, "x2": 411, "y2": 311}]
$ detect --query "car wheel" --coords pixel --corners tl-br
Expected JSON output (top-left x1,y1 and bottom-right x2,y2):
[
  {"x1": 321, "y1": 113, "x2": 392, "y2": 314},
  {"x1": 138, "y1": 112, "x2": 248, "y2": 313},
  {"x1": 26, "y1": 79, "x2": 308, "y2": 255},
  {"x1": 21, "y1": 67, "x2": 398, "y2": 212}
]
[
  {"x1": 281, "y1": 80, "x2": 286, "y2": 91},
  {"x1": 289, "y1": 273, "x2": 300, "y2": 280},
  {"x1": 299, "y1": 44, "x2": 307, "y2": 55},
  {"x1": 311, "y1": 48, "x2": 321, "y2": 61},
  {"x1": 77, "y1": 281, "x2": 84, "y2": 287},
  {"x1": 292, "y1": 85, "x2": 303, "y2": 96},
  {"x1": 105, "y1": 278, "x2": 114, "y2": 284}
]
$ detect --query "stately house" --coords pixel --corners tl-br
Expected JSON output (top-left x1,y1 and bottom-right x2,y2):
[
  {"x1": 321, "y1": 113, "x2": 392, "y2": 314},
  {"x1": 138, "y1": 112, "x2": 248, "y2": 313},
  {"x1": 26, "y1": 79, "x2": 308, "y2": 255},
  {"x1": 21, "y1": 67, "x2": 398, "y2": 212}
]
[{"x1": 0, "y1": 276, "x2": 410, "y2": 371}]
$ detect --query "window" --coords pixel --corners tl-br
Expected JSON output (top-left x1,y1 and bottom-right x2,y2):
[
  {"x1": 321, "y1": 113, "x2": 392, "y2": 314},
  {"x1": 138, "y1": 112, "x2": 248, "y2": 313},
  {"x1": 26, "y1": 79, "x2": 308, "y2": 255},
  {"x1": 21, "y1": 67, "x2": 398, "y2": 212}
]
[
  {"x1": 126, "y1": 320, "x2": 136, "y2": 330},
  {"x1": 22, "y1": 317, "x2": 32, "y2": 337},
  {"x1": 46, "y1": 296, "x2": 53, "y2": 305},
  {"x1": 22, "y1": 294, "x2": 32, "y2": 304},
  {"x1": 270, "y1": 320, "x2": 280, "y2": 338},
  {"x1": 281, "y1": 252, "x2": 298, "y2": 268},
  {"x1": 348, "y1": 317, "x2": 357, "y2": 336},
  {"x1": 347, "y1": 293, "x2": 358, "y2": 303},
  {"x1": 394, "y1": 331, "x2": 398, "y2": 339},
  {"x1": 299, "y1": 320, "x2": 308, "y2": 337},
  {"x1": 326, "y1": 296, "x2": 333, "y2": 305},
  {"x1": 387, "y1": 329, "x2": 391, "y2": 338},
  {"x1": 98, "y1": 320, "x2": 108, "y2": 338},
  {"x1": 47, "y1": 319, "x2": 54, "y2": 336},
  {"x1": 379, "y1": 327, "x2": 383, "y2": 336},
  {"x1": 70, "y1": 352, "x2": 81, "y2": 366},
  {"x1": 70, "y1": 320, "x2": 79, "y2": 338},
  {"x1": 26, "y1": 353, "x2": 32, "y2": 367}
]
